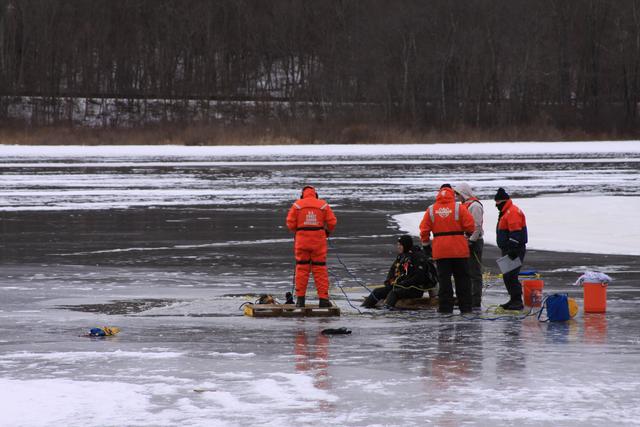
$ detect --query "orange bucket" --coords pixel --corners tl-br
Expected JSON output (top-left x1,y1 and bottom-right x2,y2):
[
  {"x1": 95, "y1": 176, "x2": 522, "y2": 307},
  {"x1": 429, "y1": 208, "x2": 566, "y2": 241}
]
[
  {"x1": 522, "y1": 279, "x2": 544, "y2": 307},
  {"x1": 583, "y1": 282, "x2": 607, "y2": 313}
]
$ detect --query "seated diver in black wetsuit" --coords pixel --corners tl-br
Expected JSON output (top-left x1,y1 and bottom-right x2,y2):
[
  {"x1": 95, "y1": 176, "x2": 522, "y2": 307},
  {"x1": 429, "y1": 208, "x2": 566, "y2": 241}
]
[{"x1": 362, "y1": 235, "x2": 438, "y2": 308}]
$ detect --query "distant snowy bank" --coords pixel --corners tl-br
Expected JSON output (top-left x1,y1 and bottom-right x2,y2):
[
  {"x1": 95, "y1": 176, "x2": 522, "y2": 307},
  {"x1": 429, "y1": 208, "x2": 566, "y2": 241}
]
[
  {"x1": 2, "y1": 141, "x2": 640, "y2": 158},
  {"x1": 393, "y1": 196, "x2": 640, "y2": 256}
]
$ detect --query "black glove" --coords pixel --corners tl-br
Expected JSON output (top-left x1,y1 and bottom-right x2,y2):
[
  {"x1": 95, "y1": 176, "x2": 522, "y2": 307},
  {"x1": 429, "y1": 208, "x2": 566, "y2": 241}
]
[
  {"x1": 507, "y1": 249, "x2": 519, "y2": 260},
  {"x1": 422, "y1": 244, "x2": 432, "y2": 257},
  {"x1": 284, "y1": 292, "x2": 294, "y2": 305},
  {"x1": 468, "y1": 240, "x2": 476, "y2": 250},
  {"x1": 322, "y1": 327, "x2": 352, "y2": 335}
]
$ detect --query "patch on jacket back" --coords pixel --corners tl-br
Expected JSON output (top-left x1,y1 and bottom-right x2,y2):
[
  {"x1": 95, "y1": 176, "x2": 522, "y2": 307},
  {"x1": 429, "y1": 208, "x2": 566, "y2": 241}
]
[
  {"x1": 436, "y1": 207, "x2": 452, "y2": 218},
  {"x1": 304, "y1": 211, "x2": 318, "y2": 225}
]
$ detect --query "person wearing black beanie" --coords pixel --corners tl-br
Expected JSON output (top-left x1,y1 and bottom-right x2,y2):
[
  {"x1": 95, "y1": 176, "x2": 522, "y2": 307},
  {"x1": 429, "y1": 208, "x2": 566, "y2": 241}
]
[
  {"x1": 398, "y1": 235, "x2": 414, "y2": 252},
  {"x1": 494, "y1": 187, "x2": 510, "y2": 201},
  {"x1": 361, "y1": 236, "x2": 436, "y2": 308},
  {"x1": 494, "y1": 188, "x2": 528, "y2": 310}
]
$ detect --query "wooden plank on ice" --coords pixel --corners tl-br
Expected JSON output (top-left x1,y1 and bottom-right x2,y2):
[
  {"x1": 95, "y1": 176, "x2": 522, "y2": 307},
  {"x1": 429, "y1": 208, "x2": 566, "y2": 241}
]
[{"x1": 243, "y1": 302, "x2": 340, "y2": 318}]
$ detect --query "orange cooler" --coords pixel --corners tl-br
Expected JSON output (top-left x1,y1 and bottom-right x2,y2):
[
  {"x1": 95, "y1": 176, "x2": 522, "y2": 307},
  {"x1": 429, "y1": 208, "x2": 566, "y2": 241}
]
[
  {"x1": 522, "y1": 279, "x2": 544, "y2": 307},
  {"x1": 583, "y1": 282, "x2": 607, "y2": 313}
]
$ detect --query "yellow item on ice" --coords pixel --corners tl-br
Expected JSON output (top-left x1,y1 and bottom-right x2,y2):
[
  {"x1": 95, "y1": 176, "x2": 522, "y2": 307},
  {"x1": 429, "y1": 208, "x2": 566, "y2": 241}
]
[
  {"x1": 87, "y1": 326, "x2": 120, "y2": 337},
  {"x1": 568, "y1": 298, "x2": 579, "y2": 318},
  {"x1": 493, "y1": 306, "x2": 525, "y2": 315}
]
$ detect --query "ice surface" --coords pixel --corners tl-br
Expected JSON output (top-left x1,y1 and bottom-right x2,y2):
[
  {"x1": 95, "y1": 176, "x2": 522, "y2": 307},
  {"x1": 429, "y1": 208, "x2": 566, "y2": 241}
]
[
  {"x1": 2, "y1": 153, "x2": 640, "y2": 211},
  {"x1": 1, "y1": 143, "x2": 640, "y2": 426},
  {"x1": 394, "y1": 196, "x2": 640, "y2": 256}
]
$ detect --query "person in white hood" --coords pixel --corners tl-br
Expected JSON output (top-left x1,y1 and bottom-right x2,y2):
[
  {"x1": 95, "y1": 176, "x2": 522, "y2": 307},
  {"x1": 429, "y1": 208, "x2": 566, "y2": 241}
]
[{"x1": 454, "y1": 182, "x2": 484, "y2": 309}]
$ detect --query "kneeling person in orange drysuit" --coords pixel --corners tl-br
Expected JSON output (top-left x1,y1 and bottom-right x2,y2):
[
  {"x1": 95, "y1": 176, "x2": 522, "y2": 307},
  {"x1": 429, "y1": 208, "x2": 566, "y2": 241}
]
[{"x1": 286, "y1": 186, "x2": 337, "y2": 307}]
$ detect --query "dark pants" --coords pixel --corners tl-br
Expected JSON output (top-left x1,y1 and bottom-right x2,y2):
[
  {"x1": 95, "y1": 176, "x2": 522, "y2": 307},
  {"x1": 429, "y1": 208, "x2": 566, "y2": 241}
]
[
  {"x1": 385, "y1": 287, "x2": 424, "y2": 307},
  {"x1": 362, "y1": 285, "x2": 391, "y2": 308},
  {"x1": 362, "y1": 285, "x2": 424, "y2": 308},
  {"x1": 502, "y1": 247, "x2": 526, "y2": 302},
  {"x1": 436, "y1": 258, "x2": 472, "y2": 313},
  {"x1": 468, "y1": 239, "x2": 484, "y2": 307}
]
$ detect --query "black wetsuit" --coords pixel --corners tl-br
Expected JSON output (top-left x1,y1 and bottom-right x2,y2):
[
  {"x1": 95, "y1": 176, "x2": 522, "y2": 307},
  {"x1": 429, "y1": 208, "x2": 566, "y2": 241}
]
[{"x1": 363, "y1": 246, "x2": 436, "y2": 308}]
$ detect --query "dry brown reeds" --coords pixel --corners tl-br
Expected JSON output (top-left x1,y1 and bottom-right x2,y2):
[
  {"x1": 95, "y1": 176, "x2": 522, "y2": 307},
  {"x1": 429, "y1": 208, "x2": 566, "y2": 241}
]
[{"x1": 0, "y1": 120, "x2": 626, "y2": 146}]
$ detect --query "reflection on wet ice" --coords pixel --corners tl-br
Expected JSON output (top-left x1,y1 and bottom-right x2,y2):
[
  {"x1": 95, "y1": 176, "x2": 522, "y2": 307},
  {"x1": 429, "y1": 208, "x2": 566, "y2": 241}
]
[
  {"x1": 543, "y1": 321, "x2": 579, "y2": 345},
  {"x1": 294, "y1": 328, "x2": 334, "y2": 412},
  {"x1": 426, "y1": 321, "x2": 484, "y2": 387},
  {"x1": 583, "y1": 314, "x2": 608, "y2": 344},
  {"x1": 494, "y1": 321, "x2": 527, "y2": 380}
]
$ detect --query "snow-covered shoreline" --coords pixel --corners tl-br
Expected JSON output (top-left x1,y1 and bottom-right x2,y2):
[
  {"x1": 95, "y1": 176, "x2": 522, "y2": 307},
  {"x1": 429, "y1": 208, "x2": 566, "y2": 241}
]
[{"x1": 2, "y1": 141, "x2": 640, "y2": 158}]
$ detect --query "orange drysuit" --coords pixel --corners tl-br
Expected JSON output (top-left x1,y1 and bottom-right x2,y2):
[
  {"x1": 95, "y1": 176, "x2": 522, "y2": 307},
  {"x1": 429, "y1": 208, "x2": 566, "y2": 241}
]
[
  {"x1": 419, "y1": 187, "x2": 475, "y2": 259},
  {"x1": 286, "y1": 186, "x2": 337, "y2": 298}
]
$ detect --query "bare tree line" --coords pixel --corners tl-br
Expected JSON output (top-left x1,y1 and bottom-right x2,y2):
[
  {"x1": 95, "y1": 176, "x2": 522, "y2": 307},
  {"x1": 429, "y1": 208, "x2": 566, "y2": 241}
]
[{"x1": 1, "y1": 0, "x2": 640, "y2": 134}]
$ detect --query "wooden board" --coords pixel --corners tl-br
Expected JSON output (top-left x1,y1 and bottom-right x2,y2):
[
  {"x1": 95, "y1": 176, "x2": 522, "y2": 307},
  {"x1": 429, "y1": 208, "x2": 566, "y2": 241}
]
[
  {"x1": 393, "y1": 297, "x2": 439, "y2": 310},
  {"x1": 243, "y1": 302, "x2": 340, "y2": 318}
]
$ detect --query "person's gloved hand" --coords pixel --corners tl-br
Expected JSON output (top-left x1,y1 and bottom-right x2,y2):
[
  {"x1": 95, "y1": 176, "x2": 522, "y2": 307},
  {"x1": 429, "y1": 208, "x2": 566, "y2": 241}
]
[
  {"x1": 325, "y1": 229, "x2": 330, "y2": 237},
  {"x1": 508, "y1": 249, "x2": 519, "y2": 260},
  {"x1": 468, "y1": 240, "x2": 476, "y2": 250},
  {"x1": 422, "y1": 244, "x2": 432, "y2": 257}
]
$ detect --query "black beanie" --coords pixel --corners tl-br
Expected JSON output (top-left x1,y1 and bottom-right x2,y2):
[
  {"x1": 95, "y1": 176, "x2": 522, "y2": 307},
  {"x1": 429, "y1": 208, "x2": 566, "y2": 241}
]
[
  {"x1": 440, "y1": 183, "x2": 452, "y2": 189},
  {"x1": 397, "y1": 235, "x2": 414, "y2": 252},
  {"x1": 494, "y1": 187, "x2": 510, "y2": 201}
]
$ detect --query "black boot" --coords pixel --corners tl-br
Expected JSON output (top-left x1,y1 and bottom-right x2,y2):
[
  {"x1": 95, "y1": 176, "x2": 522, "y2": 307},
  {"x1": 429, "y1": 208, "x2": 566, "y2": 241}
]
[
  {"x1": 501, "y1": 277, "x2": 524, "y2": 310},
  {"x1": 384, "y1": 291, "x2": 399, "y2": 308},
  {"x1": 511, "y1": 286, "x2": 524, "y2": 310},
  {"x1": 501, "y1": 283, "x2": 524, "y2": 310},
  {"x1": 319, "y1": 298, "x2": 332, "y2": 308},
  {"x1": 506, "y1": 299, "x2": 524, "y2": 310},
  {"x1": 296, "y1": 296, "x2": 305, "y2": 307},
  {"x1": 500, "y1": 298, "x2": 524, "y2": 311},
  {"x1": 361, "y1": 295, "x2": 377, "y2": 308}
]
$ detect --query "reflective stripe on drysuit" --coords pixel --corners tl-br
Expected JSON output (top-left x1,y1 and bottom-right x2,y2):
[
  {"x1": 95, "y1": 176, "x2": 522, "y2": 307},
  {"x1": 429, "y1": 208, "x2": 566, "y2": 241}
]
[
  {"x1": 419, "y1": 187, "x2": 475, "y2": 260},
  {"x1": 286, "y1": 186, "x2": 337, "y2": 298}
]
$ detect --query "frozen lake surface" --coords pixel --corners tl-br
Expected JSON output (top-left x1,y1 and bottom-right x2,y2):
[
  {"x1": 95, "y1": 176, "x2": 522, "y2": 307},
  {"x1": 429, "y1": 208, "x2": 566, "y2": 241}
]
[
  {"x1": 1, "y1": 142, "x2": 640, "y2": 426},
  {"x1": 395, "y1": 196, "x2": 640, "y2": 256}
]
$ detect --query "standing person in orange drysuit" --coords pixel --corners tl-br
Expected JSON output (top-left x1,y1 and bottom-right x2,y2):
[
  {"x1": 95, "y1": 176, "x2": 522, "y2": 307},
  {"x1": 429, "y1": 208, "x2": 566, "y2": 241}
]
[
  {"x1": 286, "y1": 186, "x2": 337, "y2": 307},
  {"x1": 419, "y1": 184, "x2": 476, "y2": 314},
  {"x1": 494, "y1": 187, "x2": 528, "y2": 310}
]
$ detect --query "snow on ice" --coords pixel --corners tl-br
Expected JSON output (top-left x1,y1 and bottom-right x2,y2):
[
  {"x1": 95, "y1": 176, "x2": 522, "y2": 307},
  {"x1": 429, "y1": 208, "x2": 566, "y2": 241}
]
[{"x1": 394, "y1": 195, "x2": 640, "y2": 256}]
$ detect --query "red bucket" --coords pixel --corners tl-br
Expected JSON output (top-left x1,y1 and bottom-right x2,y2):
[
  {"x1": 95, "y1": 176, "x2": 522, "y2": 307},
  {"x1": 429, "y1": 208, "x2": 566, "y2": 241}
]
[{"x1": 522, "y1": 279, "x2": 544, "y2": 307}]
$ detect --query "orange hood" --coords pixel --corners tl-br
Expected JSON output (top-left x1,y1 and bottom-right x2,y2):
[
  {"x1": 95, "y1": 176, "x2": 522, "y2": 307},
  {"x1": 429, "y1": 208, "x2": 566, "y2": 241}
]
[
  {"x1": 302, "y1": 186, "x2": 318, "y2": 199},
  {"x1": 435, "y1": 187, "x2": 456, "y2": 203}
]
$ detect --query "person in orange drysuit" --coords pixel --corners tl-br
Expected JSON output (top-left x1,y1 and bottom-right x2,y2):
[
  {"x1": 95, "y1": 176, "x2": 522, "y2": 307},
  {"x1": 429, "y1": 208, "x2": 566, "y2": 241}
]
[
  {"x1": 286, "y1": 186, "x2": 337, "y2": 307},
  {"x1": 419, "y1": 184, "x2": 475, "y2": 314},
  {"x1": 494, "y1": 187, "x2": 528, "y2": 310}
]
